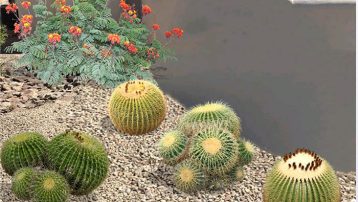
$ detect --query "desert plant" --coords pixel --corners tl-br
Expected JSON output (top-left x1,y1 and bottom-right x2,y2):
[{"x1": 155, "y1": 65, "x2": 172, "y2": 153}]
[
  {"x1": 47, "y1": 130, "x2": 109, "y2": 195},
  {"x1": 108, "y1": 80, "x2": 167, "y2": 135},
  {"x1": 0, "y1": 25, "x2": 7, "y2": 46},
  {"x1": 237, "y1": 139, "x2": 255, "y2": 166},
  {"x1": 0, "y1": 132, "x2": 47, "y2": 175},
  {"x1": 227, "y1": 165, "x2": 244, "y2": 182},
  {"x1": 189, "y1": 127, "x2": 239, "y2": 175},
  {"x1": 33, "y1": 170, "x2": 70, "y2": 202},
  {"x1": 158, "y1": 130, "x2": 188, "y2": 165},
  {"x1": 173, "y1": 160, "x2": 206, "y2": 193},
  {"x1": 5, "y1": 0, "x2": 183, "y2": 87},
  {"x1": 12, "y1": 167, "x2": 38, "y2": 200},
  {"x1": 178, "y1": 102, "x2": 241, "y2": 138},
  {"x1": 263, "y1": 148, "x2": 341, "y2": 202}
]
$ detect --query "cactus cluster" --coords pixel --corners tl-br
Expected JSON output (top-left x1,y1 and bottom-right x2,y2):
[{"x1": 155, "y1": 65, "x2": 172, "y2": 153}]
[
  {"x1": 158, "y1": 102, "x2": 255, "y2": 192},
  {"x1": 108, "y1": 80, "x2": 167, "y2": 135},
  {"x1": 0, "y1": 130, "x2": 109, "y2": 201},
  {"x1": 263, "y1": 148, "x2": 341, "y2": 202}
]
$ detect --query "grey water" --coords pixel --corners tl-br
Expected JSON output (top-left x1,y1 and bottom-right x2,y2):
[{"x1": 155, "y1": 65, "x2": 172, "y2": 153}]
[{"x1": 136, "y1": 0, "x2": 355, "y2": 171}]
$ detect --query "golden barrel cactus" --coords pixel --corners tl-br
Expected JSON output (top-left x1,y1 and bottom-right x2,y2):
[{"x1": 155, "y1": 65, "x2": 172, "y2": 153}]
[{"x1": 108, "y1": 80, "x2": 167, "y2": 135}]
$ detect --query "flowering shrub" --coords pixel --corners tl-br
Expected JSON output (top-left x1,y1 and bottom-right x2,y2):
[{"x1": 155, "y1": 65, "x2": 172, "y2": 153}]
[{"x1": 6, "y1": 0, "x2": 183, "y2": 87}]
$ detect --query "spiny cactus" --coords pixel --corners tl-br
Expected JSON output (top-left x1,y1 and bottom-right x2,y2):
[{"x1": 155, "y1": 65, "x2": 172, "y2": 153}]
[
  {"x1": 263, "y1": 148, "x2": 341, "y2": 202},
  {"x1": 174, "y1": 160, "x2": 206, "y2": 192},
  {"x1": 178, "y1": 102, "x2": 241, "y2": 138},
  {"x1": 1, "y1": 132, "x2": 47, "y2": 175},
  {"x1": 228, "y1": 165, "x2": 244, "y2": 182},
  {"x1": 238, "y1": 139, "x2": 255, "y2": 166},
  {"x1": 108, "y1": 80, "x2": 167, "y2": 135},
  {"x1": 12, "y1": 167, "x2": 38, "y2": 200},
  {"x1": 47, "y1": 130, "x2": 109, "y2": 195},
  {"x1": 33, "y1": 170, "x2": 70, "y2": 202},
  {"x1": 158, "y1": 130, "x2": 188, "y2": 165},
  {"x1": 189, "y1": 127, "x2": 239, "y2": 175}
]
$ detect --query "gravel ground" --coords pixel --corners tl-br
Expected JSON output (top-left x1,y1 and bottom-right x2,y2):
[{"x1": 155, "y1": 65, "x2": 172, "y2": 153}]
[{"x1": 0, "y1": 84, "x2": 356, "y2": 202}]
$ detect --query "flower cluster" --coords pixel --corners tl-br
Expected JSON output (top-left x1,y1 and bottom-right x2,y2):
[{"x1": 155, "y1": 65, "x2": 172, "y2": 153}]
[
  {"x1": 146, "y1": 47, "x2": 159, "y2": 60},
  {"x1": 142, "y1": 5, "x2": 152, "y2": 16},
  {"x1": 5, "y1": 3, "x2": 18, "y2": 14},
  {"x1": 120, "y1": 0, "x2": 139, "y2": 23},
  {"x1": 152, "y1": 24, "x2": 160, "y2": 31},
  {"x1": 108, "y1": 34, "x2": 121, "y2": 45},
  {"x1": 60, "y1": 5, "x2": 72, "y2": 14},
  {"x1": 164, "y1": 27, "x2": 184, "y2": 38},
  {"x1": 69, "y1": 26, "x2": 82, "y2": 37},
  {"x1": 14, "y1": 14, "x2": 33, "y2": 36},
  {"x1": 119, "y1": 0, "x2": 130, "y2": 11},
  {"x1": 124, "y1": 41, "x2": 138, "y2": 54},
  {"x1": 21, "y1": 1, "x2": 31, "y2": 9},
  {"x1": 55, "y1": 0, "x2": 66, "y2": 6},
  {"x1": 48, "y1": 33, "x2": 61, "y2": 45}
]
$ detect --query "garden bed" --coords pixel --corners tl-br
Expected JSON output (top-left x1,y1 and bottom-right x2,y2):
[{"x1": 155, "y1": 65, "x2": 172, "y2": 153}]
[{"x1": 0, "y1": 56, "x2": 356, "y2": 201}]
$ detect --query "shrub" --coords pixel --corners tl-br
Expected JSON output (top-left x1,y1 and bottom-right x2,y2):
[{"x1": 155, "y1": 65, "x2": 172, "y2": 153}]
[
  {"x1": 0, "y1": 132, "x2": 47, "y2": 175},
  {"x1": 5, "y1": 0, "x2": 183, "y2": 87},
  {"x1": 108, "y1": 80, "x2": 167, "y2": 135},
  {"x1": 47, "y1": 130, "x2": 109, "y2": 195}
]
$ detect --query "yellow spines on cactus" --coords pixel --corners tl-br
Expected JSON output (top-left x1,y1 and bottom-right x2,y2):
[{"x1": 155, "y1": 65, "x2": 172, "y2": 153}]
[{"x1": 108, "y1": 80, "x2": 167, "y2": 135}]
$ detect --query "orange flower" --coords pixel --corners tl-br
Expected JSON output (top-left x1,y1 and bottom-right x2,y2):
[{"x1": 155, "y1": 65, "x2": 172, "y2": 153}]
[
  {"x1": 14, "y1": 23, "x2": 20, "y2": 33},
  {"x1": 119, "y1": 0, "x2": 130, "y2": 11},
  {"x1": 23, "y1": 22, "x2": 31, "y2": 28},
  {"x1": 48, "y1": 33, "x2": 61, "y2": 44},
  {"x1": 146, "y1": 48, "x2": 159, "y2": 60},
  {"x1": 164, "y1": 31, "x2": 172, "y2": 38},
  {"x1": 127, "y1": 43, "x2": 137, "y2": 54},
  {"x1": 55, "y1": 0, "x2": 66, "y2": 5},
  {"x1": 172, "y1": 27, "x2": 184, "y2": 38},
  {"x1": 152, "y1": 24, "x2": 160, "y2": 31},
  {"x1": 142, "y1": 5, "x2": 152, "y2": 16},
  {"x1": 107, "y1": 34, "x2": 121, "y2": 45},
  {"x1": 60, "y1": 5, "x2": 71, "y2": 14},
  {"x1": 21, "y1": 15, "x2": 33, "y2": 24},
  {"x1": 69, "y1": 26, "x2": 82, "y2": 37},
  {"x1": 21, "y1": 1, "x2": 31, "y2": 9},
  {"x1": 5, "y1": 3, "x2": 18, "y2": 14}
]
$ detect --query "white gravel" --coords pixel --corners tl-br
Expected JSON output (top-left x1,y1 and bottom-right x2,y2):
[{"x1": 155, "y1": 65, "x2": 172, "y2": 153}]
[{"x1": 0, "y1": 84, "x2": 356, "y2": 202}]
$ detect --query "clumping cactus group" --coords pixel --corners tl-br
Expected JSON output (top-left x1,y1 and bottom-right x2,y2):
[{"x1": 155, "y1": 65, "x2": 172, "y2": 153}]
[
  {"x1": 158, "y1": 102, "x2": 256, "y2": 192},
  {"x1": 0, "y1": 131, "x2": 109, "y2": 202}
]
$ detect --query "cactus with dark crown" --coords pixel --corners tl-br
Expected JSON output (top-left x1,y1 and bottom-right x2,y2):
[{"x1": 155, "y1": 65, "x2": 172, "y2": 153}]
[
  {"x1": 173, "y1": 160, "x2": 206, "y2": 192},
  {"x1": 1, "y1": 132, "x2": 47, "y2": 175},
  {"x1": 158, "y1": 130, "x2": 188, "y2": 165},
  {"x1": 237, "y1": 139, "x2": 255, "y2": 166},
  {"x1": 178, "y1": 102, "x2": 241, "y2": 138},
  {"x1": 33, "y1": 170, "x2": 70, "y2": 202},
  {"x1": 12, "y1": 167, "x2": 38, "y2": 200},
  {"x1": 47, "y1": 130, "x2": 109, "y2": 195},
  {"x1": 263, "y1": 148, "x2": 341, "y2": 202},
  {"x1": 108, "y1": 80, "x2": 167, "y2": 135}
]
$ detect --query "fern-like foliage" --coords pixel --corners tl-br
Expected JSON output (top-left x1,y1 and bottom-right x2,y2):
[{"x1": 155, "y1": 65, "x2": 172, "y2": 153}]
[{"x1": 6, "y1": 0, "x2": 176, "y2": 87}]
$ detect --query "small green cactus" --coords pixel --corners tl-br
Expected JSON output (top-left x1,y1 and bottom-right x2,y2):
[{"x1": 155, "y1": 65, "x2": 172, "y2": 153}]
[
  {"x1": 189, "y1": 127, "x2": 239, "y2": 175},
  {"x1": 47, "y1": 130, "x2": 109, "y2": 195},
  {"x1": 108, "y1": 80, "x2": 167, "y2": 135},
  {"x1": 178, "y1": 102, "x2": 241, "y2": 138},
  {"x1": 33, "y1": 170, "x2": 70, "y2": 202},
  {"x1": 158, "y1": 130, "x2": 188, "y2": 165},
  {"x1": 238, "y1": 139, "x2": 255, "y2": 166},
  {"x1": 12, "y1": 167, "x2": 38, "y2": 200},
  {"x1": 1, "y1": 132, "x2": 47, "y2": 175},
  {"x1": 228, "y1": 165, "x2": 244, "y2": 182},
  {"x1": 173, "y1": 160, "x2": 206, "y2": 192},
  {"x1": 263, "y1": 148, "x2": 341, "y2": 202}
]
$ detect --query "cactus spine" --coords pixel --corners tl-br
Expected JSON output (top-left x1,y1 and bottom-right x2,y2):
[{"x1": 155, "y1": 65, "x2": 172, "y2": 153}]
[
  {"x1": 158, "y1": 130, "x2": 188, "y2": 165},
  {"x1": 12, "y1": 167, "x2": 37, "y2": 200},
  {"x1": 47, "y1": 131, "x2": 109, "y2": 195},
  {"x1": 263, "y1": 148, "x2": 341, "y2": 202},
  {"x1": 238, "y1": 140, "x2": 255, "y2": 166},
  {"x1": 0, "y1": 132, "x2": 47, "y2": 175},
  {"x1": 173, "y1": 160, "x2": 206, "y2": 192},
  {"x1": 108, "y1": 80, "x2": 167, "y2": 135},
  {"x1": 33, "y1": 170, "x2": 70, "y2": 202}
]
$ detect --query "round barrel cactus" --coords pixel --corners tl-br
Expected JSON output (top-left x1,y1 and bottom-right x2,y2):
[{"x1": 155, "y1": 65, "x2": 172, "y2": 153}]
[
  {"x1": 173, "y1": 160, "x2": 206, "y2": 192},
  {"x1": 33, "y1": 170, "x2": 70, "y2": 202},
  {"x1": 47, "y1": 131, "x2": 109, "y2": 195},
  {"x1": 108, "y1": 80, "x2": 167, "y2": 135},
  {"x1": 158, "y1": 130, "x2": 188, "y2": 165},
  {"x1": 189, "y1": 127, "x2": 239, "y2": 175},
  {"x1": 263, "y1": 148, "x2": 341, "y2": 202},
  {"x1": 178, "y1": 102, "x2": 241, "y2": 138},
  {"x1": 237, "y1": 139, "x2": 255, "y2": 166},
  {"x1": 12, "y1": 167, "x2": 38, "y2": 200},
  {"x1": 1, "y1": 132, "x2": 47, "y2": 175},
  {"x1": 228, "y1": 165, "x2": 244, "y2": 182}
]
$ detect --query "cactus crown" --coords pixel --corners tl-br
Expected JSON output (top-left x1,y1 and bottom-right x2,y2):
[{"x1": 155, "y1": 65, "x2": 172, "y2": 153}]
[
  {"x1": 43, "y1": 178, "x2": 56, "y2": 190},
  {"x1": 201, "y1": 137, "x2": 222, "y2": 155},
  {"x1": 191, "y1": 102, "x2": 226, "y2": 113},
  {"x1": 119, "y1": 80, "x2": 151, "y2": 98},
  {"x1": 161, "y1": 133, "x2": 177, "y2": 148},
  {"x1": 64, "y1": 130, "x2": 102, "y2": 151}
]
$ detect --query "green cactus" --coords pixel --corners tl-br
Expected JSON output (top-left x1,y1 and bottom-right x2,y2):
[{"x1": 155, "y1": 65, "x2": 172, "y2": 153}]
[
  {"x1": 178, "y1": 102, "x2": 241, "y2": 138},
  {"x1": 238, "y1": 139, "x2": 255, "y2": 166},
  {"x1": 0, "y1": 132, "x2": 47, "y2": 175},
  {"x1": 12, "y1": 167, "x2": 38, "y2": 200},
  {"x1": 33, "y1": 170, "x2": 70, "y2": 202},
  {"x1": 228, "y1": 165, "x2": 244, "y2": 182},
  {"x1": 158, "y1": 130, "x2": 188, "y2": 165},
  {"x1": 47, "y1": 130, "x2": 109, "y2": 195},
  {"x1": 263, "y1": 148, "x2": 341, "y2": 202},
  {"x1": 173, "y1": 160, "x2": 206, "y2": 192},
  {"x1": 189, "y1": 127, "x2": 239, "y2": 175},
  {"x1": 108, "y1": 80, "x2": 167, "y2": 135}
]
